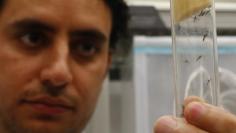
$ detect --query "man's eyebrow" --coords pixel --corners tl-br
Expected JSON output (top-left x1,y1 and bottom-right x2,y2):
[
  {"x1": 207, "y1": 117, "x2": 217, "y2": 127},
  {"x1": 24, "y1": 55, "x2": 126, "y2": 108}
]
[
  {"x1": 9, "y1": 18, "x2": 56, "y2": 32},
  {"x1": 70, "y1": 29, "x2": 107, "y2": 43},
  {"x1": 8, "y1": 19, "x2": 108, "y2": 42}
]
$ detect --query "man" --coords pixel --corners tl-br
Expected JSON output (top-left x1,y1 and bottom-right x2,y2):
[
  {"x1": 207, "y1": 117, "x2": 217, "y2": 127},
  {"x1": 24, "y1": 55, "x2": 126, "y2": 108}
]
[
  {"x1": 0, "y1": 0, "x2": 128, "y2": 133},
  {"x1": 0, "y1": 0, "x2": 235, "y2": 133}
]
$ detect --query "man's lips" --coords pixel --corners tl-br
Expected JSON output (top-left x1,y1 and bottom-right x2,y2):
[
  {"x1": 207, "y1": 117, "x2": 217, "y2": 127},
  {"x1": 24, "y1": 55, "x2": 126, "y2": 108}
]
[{"x1": 21, "y1": 97, "x2": 75, "y2": 114}]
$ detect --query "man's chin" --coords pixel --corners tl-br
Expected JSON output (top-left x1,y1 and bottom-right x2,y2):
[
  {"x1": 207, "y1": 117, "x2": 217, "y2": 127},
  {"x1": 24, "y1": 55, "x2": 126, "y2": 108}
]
[
  {"x1": 4, "y1": 105, "x2": 81, "y2": 133},
  {"x1": 6, "y1": 118, "x2": 78, "y2": 133}
]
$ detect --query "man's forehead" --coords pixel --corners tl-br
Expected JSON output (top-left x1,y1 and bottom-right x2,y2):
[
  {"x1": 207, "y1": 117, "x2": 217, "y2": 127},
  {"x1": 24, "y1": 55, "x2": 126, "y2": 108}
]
[
  {"x1": 0, "y1": 0, "x2": 112, "y2": 37},
  {"x1": 2, "y1": 0, "x2": 111, "y2": 22},
  {"x1": 5, "y1": 0, "x2": 108, "y2": 12}
]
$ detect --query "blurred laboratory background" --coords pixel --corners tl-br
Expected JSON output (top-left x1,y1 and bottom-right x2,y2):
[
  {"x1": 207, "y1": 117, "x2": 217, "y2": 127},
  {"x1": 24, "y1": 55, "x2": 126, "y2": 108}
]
[{"x1": 84, "y1": 0, "x2": 236, "y2": 133}]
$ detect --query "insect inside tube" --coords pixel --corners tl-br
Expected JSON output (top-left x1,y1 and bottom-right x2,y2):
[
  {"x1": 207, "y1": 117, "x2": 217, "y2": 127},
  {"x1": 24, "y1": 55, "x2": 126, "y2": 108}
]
[
  {"x1": 193, "y1": 16, "x2": 198, "y2": 22},
  {"x1": 198, "y1": 8, "x2": 211, "y2": 17},
  {"x1": 198, "y1": 10, "x2": 205, "y2": 16},
  {"x1": 184, "y1": 59, "x2": 189, "y2": 63},
  {"x1": 196, "y1": 56, "x2": 202, "y2": 61},
  {"x1": 207, "y1": 79, "x2": 211, "y2": 86},
  {"x1": 177, "y1": 25, "x2": 181, "y2": 31},
  {"x1": 203, "y1": 33, "x2": 208, "y2": 41}
]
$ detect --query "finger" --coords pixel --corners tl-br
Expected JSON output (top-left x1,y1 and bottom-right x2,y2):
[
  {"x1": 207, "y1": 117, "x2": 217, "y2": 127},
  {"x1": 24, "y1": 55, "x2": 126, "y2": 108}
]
[
  {"x1": 184, "y1": 101, "x2": 236, "y2": 133},
  {"x1": 184, "y1": 96, "x2": 227, "y2": 113},
  {"x1": 184, "y1": 96, "x2": 205, "y2": 107},
  {"x1": 154, "y1": 116, "x2": 208, "y2": 133}
]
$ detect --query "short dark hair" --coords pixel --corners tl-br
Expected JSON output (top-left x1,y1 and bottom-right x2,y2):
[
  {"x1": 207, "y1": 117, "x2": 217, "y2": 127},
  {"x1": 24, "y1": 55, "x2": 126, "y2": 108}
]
[{"x1": 105, "y1": 0, "x2": 130, "y2": 50}]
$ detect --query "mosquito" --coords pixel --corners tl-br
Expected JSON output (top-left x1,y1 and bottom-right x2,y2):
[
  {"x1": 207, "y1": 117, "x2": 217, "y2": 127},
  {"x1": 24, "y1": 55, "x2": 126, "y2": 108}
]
[
  {"x1": 196, "y1": 56, "x2": 202, "y2": 61},
  {"x1": 198, "y1": 10, "x2": 205, "y2": 16},
  {"x1": 184, "y1": 59, "x2": 189, "y2": 63},
  {"x1": 177, "y1": 25, "x2": 181, "y2": 31},
  {"x1": 207, "y1": 79, "x2": 211, "y2": 86},
  {"x1": 193, "y1": 16, "x2": 198, "y2": 22},
  {"x1": 198, "y1": 9, "x2": 211, "y2": 17},
  {"x1": 203, "y1": 34, "x2": 207, "y2": 41},
  {"x1": 203, "y1": 32, "x2": 208, "y2": 41}
]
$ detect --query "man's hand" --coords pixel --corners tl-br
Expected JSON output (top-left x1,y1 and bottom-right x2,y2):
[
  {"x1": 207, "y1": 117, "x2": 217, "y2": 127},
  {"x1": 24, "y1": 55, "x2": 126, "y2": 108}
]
[{"x1": 154, "y1": 96, "x2": 236, "y2": 133}]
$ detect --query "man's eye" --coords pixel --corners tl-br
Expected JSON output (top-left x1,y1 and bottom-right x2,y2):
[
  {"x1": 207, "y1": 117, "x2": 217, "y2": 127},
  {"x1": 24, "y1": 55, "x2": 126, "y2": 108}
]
[
  {"x1": 20, "y1": 31, "x2": 49, "y2": 47},
  {"x1": 73, "y1": 43, "x2": 99, "y2": 57}
]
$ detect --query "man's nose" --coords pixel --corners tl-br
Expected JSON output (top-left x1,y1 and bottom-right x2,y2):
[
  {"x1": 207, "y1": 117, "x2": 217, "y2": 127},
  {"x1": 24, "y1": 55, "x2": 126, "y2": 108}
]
[{"x1": 40, "y1": 43, "x2": 72, "y2": 91}]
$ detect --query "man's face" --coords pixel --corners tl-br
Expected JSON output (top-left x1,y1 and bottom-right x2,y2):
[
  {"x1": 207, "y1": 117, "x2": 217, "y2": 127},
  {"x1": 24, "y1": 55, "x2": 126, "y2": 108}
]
[{"x1": 0, "y1": 0, "x2": 112, "y2": 133}]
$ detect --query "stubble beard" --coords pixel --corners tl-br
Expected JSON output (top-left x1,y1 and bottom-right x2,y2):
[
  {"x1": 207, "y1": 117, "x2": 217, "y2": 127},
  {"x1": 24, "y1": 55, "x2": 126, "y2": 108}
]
[
  {"x1": 0, "y1": 115, "x2": 80, "y2": 133},
  {"x1": 0, "y1": 93, "x2": 81, "y2": 133}
]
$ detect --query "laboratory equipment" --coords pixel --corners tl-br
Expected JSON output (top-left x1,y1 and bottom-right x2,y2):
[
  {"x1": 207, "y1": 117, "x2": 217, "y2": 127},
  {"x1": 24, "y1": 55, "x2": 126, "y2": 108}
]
[{"x1": 170, "y1": 0, "x2": 219, "y2": 116}]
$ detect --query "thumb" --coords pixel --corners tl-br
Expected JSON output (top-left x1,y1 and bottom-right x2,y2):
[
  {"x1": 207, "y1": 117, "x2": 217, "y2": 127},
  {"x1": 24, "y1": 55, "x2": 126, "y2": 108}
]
[{"x1": 184, "y1": 101, "x2": 236, "y2": 133}]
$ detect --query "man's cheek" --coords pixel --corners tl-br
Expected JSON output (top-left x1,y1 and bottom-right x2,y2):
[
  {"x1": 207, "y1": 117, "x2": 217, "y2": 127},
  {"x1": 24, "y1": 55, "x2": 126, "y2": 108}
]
[{"x1": 74, "y1": 73, "x2": 103, "y2": 105}]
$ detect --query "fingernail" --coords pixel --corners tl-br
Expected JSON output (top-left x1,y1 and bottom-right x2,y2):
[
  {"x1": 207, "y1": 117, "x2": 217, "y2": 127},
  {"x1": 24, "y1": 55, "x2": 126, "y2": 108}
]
[
  {"x1": 155, "y1": 117, "x2": 177, "y2": 133},
  {"x1": 187, "y1": 102, "x2": 206, "y2": 120}
]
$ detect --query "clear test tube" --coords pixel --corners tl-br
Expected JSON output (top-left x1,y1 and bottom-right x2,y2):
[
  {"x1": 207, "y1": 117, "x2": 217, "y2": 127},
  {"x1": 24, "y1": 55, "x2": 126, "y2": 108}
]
[{"x1": 170, "y1": 0, "x2": 219, "y2": 117}]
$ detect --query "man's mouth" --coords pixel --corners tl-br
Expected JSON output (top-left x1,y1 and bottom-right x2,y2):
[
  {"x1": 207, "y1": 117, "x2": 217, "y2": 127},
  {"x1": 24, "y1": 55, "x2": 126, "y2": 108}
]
[{"x1": 21, "y1": 97, "x2": 75, "y2": 115}]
